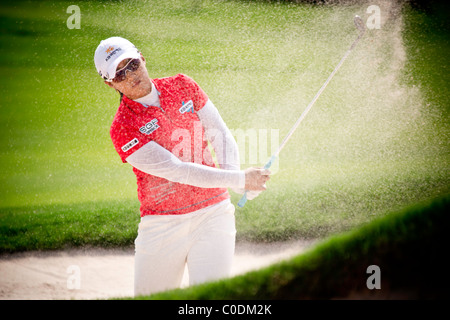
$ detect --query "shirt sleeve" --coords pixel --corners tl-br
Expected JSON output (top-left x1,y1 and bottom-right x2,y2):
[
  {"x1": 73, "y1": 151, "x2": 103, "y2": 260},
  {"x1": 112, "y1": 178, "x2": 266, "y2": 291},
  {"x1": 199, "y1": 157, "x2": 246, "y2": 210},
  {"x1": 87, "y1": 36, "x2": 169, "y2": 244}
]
[
  {"x1": 197, "y1": 99, "x2": 240, "y2": 171},
  {"x1": 197, "y1": 99, "x2": 254, "y2": 195},
  {"x1": 126, "y1": 140, "x2": 246, "y2": 189}
]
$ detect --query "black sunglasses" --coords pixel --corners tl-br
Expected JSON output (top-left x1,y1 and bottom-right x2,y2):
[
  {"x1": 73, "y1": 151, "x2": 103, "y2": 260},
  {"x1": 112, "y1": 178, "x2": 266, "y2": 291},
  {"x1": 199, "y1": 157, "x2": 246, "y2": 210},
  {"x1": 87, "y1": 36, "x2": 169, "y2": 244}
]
[{"x1": 111, "y1": 58, "x2": 141, "y2": 83}]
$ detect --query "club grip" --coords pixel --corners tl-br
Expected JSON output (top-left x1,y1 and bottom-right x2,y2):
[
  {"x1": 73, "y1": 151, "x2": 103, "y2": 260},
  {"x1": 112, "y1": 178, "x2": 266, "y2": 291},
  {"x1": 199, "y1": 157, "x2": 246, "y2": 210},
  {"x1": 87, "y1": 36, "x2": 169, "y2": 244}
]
[
  {"x1": 237, "y1": 156, "x2": 276, "y2": 208},
  {"x1": 237, "y1": 192, "x2": 248, "y2": 208}
]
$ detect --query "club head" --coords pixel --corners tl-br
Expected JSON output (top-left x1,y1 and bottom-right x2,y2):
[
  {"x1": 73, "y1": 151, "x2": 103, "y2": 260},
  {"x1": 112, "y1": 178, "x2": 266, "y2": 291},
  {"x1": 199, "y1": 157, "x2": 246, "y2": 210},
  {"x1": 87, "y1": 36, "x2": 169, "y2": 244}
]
[{"x1": 354, "y1": 15, "x2": 366, "y2": 34}]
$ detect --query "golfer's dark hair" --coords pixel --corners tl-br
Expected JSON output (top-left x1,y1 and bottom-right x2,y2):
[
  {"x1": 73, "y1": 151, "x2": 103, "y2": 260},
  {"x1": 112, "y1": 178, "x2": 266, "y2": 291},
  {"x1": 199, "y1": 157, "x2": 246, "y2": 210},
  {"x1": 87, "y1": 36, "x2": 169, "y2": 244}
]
[{"x1": 115, "y1": 89, "x2": 124, "y2": 103}]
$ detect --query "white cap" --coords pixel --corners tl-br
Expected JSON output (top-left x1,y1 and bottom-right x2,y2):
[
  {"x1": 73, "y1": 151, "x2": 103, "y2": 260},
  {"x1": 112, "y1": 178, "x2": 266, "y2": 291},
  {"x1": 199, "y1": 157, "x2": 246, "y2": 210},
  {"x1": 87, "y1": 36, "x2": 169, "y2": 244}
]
[{"x1": 94, "y1": 37, "x2": 140, "y2": 81}]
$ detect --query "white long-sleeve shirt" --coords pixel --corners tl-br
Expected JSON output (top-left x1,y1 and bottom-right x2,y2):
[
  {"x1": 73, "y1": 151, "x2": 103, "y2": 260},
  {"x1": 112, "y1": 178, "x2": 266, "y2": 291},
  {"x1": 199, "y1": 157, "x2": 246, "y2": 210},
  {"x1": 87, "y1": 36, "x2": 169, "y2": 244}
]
[{"x1": 126, "y1": 85, "x2": 246, "y2": 191}]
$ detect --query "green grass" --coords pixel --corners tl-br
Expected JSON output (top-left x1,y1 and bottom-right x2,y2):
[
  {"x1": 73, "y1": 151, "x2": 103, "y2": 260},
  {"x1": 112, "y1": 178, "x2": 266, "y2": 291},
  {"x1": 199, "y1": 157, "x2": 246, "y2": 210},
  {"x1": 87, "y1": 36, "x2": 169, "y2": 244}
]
[
  {"x1": 137, "y1": 194, "x2": 450, "y2": 299},
  {"x1": 1, "y1": 0, "x2": 449, "y2": 252},
  {"x1": 0, "y1": 200, "x2": 139, "y2": 252}
]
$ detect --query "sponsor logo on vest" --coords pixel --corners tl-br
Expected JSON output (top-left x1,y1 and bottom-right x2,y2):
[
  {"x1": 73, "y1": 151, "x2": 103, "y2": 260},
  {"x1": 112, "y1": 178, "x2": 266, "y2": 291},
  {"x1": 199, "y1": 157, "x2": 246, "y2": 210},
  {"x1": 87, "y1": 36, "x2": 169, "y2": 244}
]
[
  {"x1": 121, "y1": 138, "x2": 139, "y2": 152},
  {"x1": 179, "y1": 100, "x2": 194, "y2": 114},
  {"x1": 140, "y1": 119, "x2": 160, "y2": 135}
]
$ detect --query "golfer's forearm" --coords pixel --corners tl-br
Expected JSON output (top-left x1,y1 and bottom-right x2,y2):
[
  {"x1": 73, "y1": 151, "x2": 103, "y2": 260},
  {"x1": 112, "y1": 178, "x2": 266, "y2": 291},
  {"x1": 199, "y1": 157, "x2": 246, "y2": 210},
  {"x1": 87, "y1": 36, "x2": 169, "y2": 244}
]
[
  {"x1": 197, "y1": 99, "x2": 240, "y2": 171},
  {"x1": 126, "y1": 141, "x2": 245, "y2": 189},
  {"x1": 166, "y1": 160, "x2": 244, "y2": 189}
]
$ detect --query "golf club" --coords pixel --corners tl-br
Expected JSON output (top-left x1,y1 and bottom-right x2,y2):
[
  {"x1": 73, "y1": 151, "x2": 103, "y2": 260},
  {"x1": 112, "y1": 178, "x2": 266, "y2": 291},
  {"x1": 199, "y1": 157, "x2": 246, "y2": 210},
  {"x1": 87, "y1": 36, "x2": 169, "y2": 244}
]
[{"x1": 238, "y1": 15, "x2": 366, "y2": 208}]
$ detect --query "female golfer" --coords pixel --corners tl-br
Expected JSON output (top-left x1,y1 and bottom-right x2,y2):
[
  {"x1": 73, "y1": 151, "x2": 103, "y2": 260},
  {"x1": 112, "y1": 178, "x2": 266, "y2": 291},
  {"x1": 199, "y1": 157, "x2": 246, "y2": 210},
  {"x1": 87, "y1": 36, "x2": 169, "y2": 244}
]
[{"x1": 94, "y1": 37, "x2": 270, "y2": 296}]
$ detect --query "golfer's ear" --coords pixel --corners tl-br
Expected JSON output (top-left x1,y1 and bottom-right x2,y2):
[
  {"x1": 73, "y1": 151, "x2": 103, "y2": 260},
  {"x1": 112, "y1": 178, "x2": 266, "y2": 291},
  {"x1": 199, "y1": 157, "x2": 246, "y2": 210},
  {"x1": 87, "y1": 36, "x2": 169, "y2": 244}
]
[
  {"x1": 140, "y1": 52, "x2": 145, "y2": 63},
  {"x1": 104, "y1": 81, "x2": 114, "y2": 88}
]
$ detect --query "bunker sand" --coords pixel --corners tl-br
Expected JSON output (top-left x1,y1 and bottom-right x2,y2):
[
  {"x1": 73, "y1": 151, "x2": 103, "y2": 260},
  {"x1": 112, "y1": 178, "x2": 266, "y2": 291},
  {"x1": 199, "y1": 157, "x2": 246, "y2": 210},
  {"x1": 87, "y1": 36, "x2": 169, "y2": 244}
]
[{"x1": 0, "y1": 239, "x2": 315, "y2": 300}]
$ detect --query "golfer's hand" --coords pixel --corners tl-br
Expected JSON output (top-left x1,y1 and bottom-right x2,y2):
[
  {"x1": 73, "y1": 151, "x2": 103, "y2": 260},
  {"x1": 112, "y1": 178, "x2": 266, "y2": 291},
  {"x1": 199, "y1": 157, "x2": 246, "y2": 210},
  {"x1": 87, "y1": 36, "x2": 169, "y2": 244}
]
[{"x1": 244, "y1": 167, "x2": 271, "y2": 191}]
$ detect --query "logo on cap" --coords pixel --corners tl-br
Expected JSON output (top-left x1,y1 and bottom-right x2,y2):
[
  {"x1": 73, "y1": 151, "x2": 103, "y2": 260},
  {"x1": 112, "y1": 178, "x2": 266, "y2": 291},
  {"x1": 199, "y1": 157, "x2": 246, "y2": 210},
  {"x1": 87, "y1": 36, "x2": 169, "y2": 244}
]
[
  {"x1": 105, "y1": 47, "x2": 122, "y2": 62},
  {"x1": 106, "y1": 46, "x2": 114, "y2": 54}
]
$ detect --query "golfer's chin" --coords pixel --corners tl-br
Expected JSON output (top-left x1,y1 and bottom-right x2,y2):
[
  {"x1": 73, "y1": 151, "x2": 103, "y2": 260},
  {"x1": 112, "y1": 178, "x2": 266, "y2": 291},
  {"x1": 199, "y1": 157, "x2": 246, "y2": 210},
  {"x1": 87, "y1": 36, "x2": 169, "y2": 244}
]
[{"x1": 124, "y1": 79, "x2": 152, "y2": 100}]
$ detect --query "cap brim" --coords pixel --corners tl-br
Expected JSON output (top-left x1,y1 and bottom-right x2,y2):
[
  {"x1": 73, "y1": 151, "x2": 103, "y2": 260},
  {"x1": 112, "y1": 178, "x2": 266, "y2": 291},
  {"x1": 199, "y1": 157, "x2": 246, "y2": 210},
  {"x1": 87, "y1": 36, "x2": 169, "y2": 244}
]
[{"x1": 106, "y1": 50, "x2": 141, "y2": 81}]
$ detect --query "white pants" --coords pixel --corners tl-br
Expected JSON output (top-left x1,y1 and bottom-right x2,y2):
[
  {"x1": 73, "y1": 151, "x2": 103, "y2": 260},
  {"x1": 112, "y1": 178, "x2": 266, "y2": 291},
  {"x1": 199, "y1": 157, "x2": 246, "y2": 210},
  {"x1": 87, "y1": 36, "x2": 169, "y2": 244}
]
[{"x1": 134, "y1": 199, "x2": 236, "y2": 296}]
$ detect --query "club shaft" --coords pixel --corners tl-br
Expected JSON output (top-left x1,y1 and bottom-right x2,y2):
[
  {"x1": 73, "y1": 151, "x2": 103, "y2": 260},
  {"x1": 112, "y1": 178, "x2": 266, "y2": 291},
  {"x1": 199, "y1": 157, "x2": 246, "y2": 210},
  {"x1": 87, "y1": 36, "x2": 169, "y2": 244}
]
[
  {"x1": 238, "y1": 18, "x2": 365, "y2": 208},
  {"x1": 275, "y1": 30, "x2": 364, "y2": 158}
]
